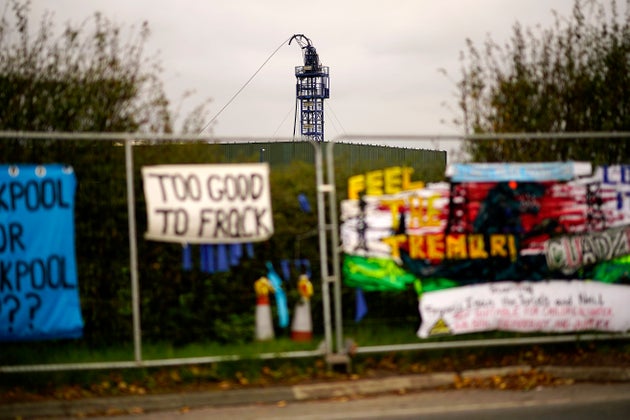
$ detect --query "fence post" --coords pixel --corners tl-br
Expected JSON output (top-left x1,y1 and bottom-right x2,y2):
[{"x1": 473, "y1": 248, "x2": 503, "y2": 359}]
[
  {"x1": 125, "y1": 139, "x2": 142, "y2": 363},
  {"x1": 313, "y1": 139, "x2": 346, "y2": 361},
  {"x1": 313, "y1": 141, "x2": 333, "y2": 354},
  {"x1": 325, "y1": 141, "x2": 344, "y2": 354}
]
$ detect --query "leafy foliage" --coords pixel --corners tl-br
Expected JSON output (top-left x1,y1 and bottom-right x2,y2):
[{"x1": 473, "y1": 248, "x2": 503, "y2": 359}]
[
  {"x1": 0, "y1": 0, "x2": 172, "y2": 133},
  {"x1": 455, "y1": 0, "x2": 630, "y2": 163}
]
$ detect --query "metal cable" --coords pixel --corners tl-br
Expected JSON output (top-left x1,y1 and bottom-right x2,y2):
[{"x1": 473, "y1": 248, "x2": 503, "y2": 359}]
[{"x1": 199, "y1": 36, "x2": 293, "y2": 134}]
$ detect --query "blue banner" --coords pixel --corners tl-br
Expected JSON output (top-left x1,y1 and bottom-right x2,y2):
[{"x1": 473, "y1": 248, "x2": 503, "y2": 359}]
[
  {"x1": 446, "y1": 162, "x2": 590, "y2": 182},
  {"x1": 0, "y1": 164, "x2": 83, "y2": 341}
]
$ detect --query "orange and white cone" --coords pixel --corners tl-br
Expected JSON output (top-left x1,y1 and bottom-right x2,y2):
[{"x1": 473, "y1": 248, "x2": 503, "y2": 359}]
[
  {"x1": 254, "y1": 276, "x2": 274, "y2": 341},
  {"x1": 291, "y1": 274, "x2": 313, "y2": 341},
  {"x1": 291, "y1": 297, "x2": 312, "y2": 341}
]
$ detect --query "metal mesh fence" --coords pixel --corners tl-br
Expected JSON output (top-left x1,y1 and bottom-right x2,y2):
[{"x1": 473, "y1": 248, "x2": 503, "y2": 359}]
[
  {"x1": 0, "y1": 132, "x2": 445, "y2": 372},
  {"x1": 3, "y1": 131, "x2": 629, "y2": 373},
  {"x1": 336, "y1": 132, "x2": 630, "y2": 356}
]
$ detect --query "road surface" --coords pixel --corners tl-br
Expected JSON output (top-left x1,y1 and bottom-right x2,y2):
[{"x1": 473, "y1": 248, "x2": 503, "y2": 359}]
[{"x1": 89, "y1": 382, "x2": 630, "y2": 420}]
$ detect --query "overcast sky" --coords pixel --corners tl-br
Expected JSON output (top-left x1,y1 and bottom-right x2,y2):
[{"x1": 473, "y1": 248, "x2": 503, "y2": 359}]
[{"x1": 26, "y1": 0, "x2": 584, "y2": 153}]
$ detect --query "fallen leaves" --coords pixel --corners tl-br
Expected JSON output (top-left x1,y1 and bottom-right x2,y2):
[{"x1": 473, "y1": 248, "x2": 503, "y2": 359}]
[{"x1": 454, "y1": 368, "x2": 575, "y2": 391}]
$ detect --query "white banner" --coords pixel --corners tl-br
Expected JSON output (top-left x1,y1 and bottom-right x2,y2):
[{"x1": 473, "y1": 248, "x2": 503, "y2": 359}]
[
  {"x1": 418, "y1": 280, "x2": 630, "y2": 338},
  {"x1": 142, "y1": 163, "x2": 273, "y2": 243}
]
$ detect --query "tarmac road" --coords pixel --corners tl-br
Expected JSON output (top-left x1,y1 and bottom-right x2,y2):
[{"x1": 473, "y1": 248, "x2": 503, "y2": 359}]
[
  {"x1": 86, "y1": 382, "x2": 630, "y2": 420},
  {"x1": 3, "y1": 365, "x2": 630, "y2": 419}
]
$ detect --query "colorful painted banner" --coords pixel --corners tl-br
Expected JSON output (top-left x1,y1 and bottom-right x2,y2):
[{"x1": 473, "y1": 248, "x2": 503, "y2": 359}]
[
  {"x1": 545, "y1": 225, "x2": 630, "y2": 275},
  {"x1": 342, "y1": 254, "x2": 417, "y2": 291},
  {"x1": 341, "y1": 163, "x2": 630, "y2": 336},
  {"x1": 342, "y1": 164, "x2": 630, "y2": 285},
  {"x1": 347, "y1": 166, "x2": 425, "y2": 199},
  {"x1": 417, "y1": 280, "x2": 630, "y2": 338},
  {"x1": 0, "y1": 164, "x2": 83, "y2": 341},
  {"x1": 142, "y1": 163, "x2": 273, "y2": 244},
  {"x1": 584, "y1": 165, "x2": 630, "y2": 228},
  {"x1": 340, "y1": 182, "x2": 449, "y2": 258}
]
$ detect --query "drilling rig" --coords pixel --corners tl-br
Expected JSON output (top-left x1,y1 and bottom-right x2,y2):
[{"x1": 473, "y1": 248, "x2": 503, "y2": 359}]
[
  {"x1": 289, "y1": 34, "x2": 330, "y2": 142},
  {"x1": 289, "y1": 34, "x2": 345, "y2": 362}
]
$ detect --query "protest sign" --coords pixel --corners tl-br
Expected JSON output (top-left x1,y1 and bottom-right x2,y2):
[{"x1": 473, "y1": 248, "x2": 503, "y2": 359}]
[
  {"x1": 418, "y1": 280, "x2": 630, "y2": 338},
  {"x1": 142, "y1": 163, "x2": 273, "y2": 243},
  {"x1": 0, "y1": 164, "x2": 82, "y2": 341}
]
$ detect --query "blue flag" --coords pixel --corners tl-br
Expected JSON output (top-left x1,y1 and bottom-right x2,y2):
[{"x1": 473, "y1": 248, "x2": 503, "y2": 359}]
[
  {"x1": 216, "y1": 244, "x2": 230, "y2": 272},
  {"x1": 265, "y1": 261, "x2": 289, "y2": 328},
  {"x1": 280, "y1": 259, "x2": 291, "y2": 282},
  {"x1": 298, "y1": 193, "x2": 312, "y2": 213},
  {"x1": 355, "y1": 288, "x2": 368, "y2": 322},
  {"x1": 182, "y1": 244, "x2": 193, "y2": 271},
  {"x1": 0, "y1": 164, "x2": 83, "y2": 341},
  {"x1": 229, "y1": 243, "x2": 243, "y2": 266}
]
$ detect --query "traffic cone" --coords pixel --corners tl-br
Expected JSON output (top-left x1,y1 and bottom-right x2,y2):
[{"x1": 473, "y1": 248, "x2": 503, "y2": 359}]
[
  {"x1": 291, "y1": 274, "x2": 313, "y2": 341},
  {"x1": 291, "y1": 297, "x2": 312, "y2": 341},
  {"x1": 254, "y1": 276, "x2": 274, "y2": 341}
]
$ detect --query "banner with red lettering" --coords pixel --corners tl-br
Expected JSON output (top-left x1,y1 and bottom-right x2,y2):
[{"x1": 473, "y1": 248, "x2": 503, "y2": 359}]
[{"x1": 418, "y1": 280, "x2": 630, "y2": 338}]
